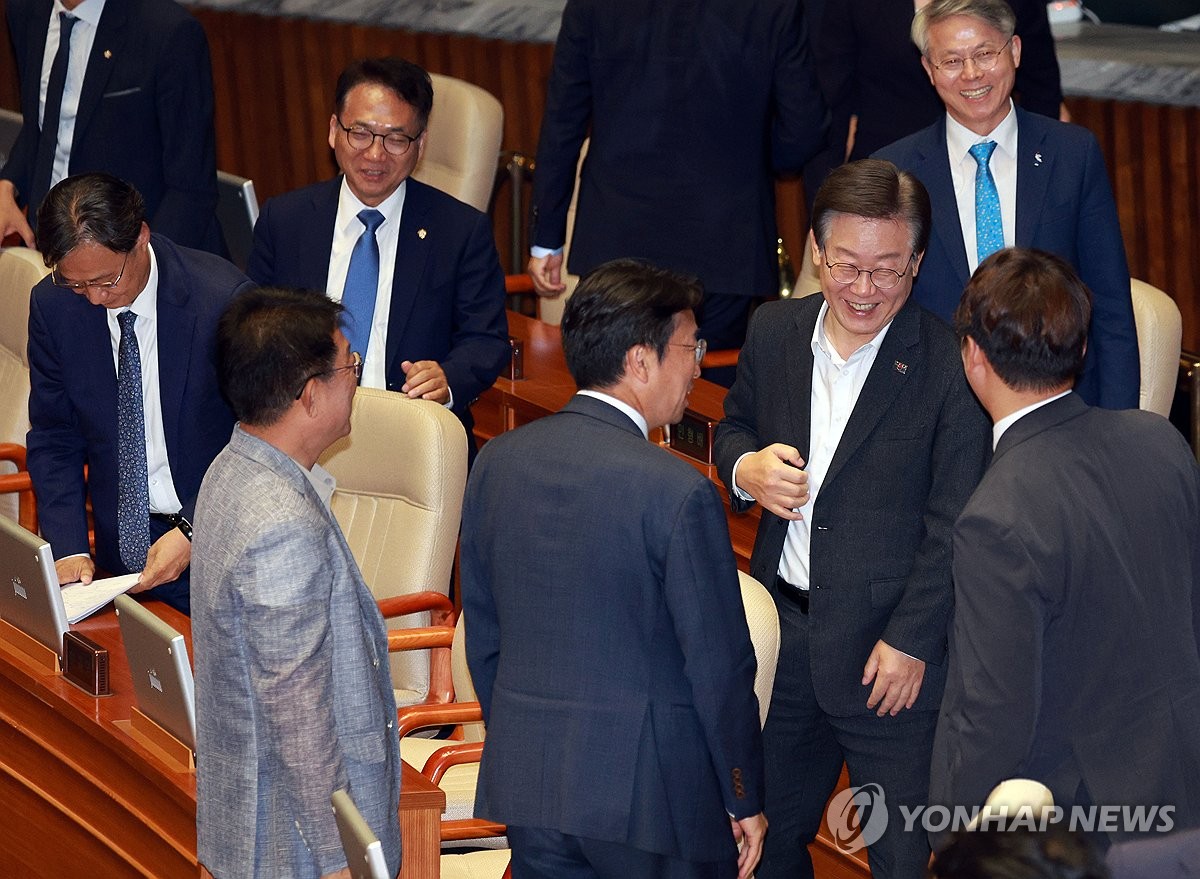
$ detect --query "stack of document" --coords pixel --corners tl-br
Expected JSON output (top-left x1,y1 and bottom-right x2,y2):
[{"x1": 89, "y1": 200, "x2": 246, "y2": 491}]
[{"x1": 61, "y1": 574, "x2": 140, "y2": 624}]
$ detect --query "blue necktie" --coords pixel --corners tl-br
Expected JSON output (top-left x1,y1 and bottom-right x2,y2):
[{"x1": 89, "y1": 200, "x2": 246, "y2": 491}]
[
  {"x1": 341, "y1": 209, "x2": 385, "y2": 360},
  {"x1": 28, "y1": 13, "x2": 78, "y2": 223},
  {"x1": 116, "y1": 310, "x2": 150, "y2": 572},
  {"x1": 969, "y1": 141, "x2": 1004, "y2": 265}
]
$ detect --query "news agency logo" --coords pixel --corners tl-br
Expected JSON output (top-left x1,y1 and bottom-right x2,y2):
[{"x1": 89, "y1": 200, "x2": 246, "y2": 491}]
[{"x1": 826, "y1": 784, "x2": 889, "y2": 853}]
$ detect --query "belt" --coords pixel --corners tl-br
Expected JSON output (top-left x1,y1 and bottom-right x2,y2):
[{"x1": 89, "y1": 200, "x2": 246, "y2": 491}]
[{"x1": 775, "y1": 576, "x2": 809, "y2": 614}]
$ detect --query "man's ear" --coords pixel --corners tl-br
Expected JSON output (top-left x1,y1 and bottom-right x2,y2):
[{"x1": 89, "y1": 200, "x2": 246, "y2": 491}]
[{"x1": 624, "y1": 344, "x2": 652, "y2": 385}]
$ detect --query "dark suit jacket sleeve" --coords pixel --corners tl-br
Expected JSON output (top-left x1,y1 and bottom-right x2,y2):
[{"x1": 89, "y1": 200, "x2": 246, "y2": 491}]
[
  {"x1": 803, "y1": 0, "x2": 855, "y2": 197},
  {"x1": 528, "y1": 0, "x2": 592, "y2": 251},
  {"x1": 26, "y1": 289, "x2": 93, "y2": 559},
  {"x1": 245, "y1": 195, "x2": 279, "y2": 285},
  {"x1": 1012, "y1": 0, "x2": 1064, "y2": 118},
  {"x1": 882, "y1": 364, "x2": 990, "y2": 660},
  {"x1": 1, "y1": 0, "x2": 38, "y2": 198},
  {"x1": 147, "y1": 13, "x2": 219, "y2": 248},
  {"x1": 441, "y1": 209, "x2": 510, "y2": 407},
  {"x1": 934, "y1": 508, "x2": 1048, "y2": 811},
  {"x1": 664, "y1": 479, "x2": 765, "y2": 817},
  {"x1": 1076, "y1": 133, "x2": 1139, "y2": 410},
  {"x1": 770, "y1": 0, "x2": 828, "y2": 174},
  {"x1": 714, "y1": 309, "x2": 771, "y2": 516}
]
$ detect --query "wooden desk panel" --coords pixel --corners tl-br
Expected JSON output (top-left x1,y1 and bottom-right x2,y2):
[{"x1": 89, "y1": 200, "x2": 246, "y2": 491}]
[{"x1": 0, "y1": 602, "x2": 444, "y2": 878}]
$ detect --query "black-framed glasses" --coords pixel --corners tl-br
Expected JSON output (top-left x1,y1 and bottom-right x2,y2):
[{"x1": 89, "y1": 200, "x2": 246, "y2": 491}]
[
  {"x1": 336, "y1": 120, "x2": 423, "y2": 156},
  {"x1": 929, "y1": 37, "x2": 1013, "y2": 77},
  {"x1": 294, "y1": 351, "x2": 363, "y2": 399},
  {"x1": 825, "y1": 255, "x2": 914, "y2": 290},
  {"x1": 52, "y1": 251, "x2": 129, "y2": 291},
  {"x1": 669, "y1": 339, "x2": 708, "y2": 365}
]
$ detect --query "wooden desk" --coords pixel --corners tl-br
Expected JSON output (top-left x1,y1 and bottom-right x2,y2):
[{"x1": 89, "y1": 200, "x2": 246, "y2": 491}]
[
  {"x1": 474, "y1": 310, "x2": 761, "y2": 569},
  {"x1": 0, "y1": 602, "x2": 445, "y2": 878}
]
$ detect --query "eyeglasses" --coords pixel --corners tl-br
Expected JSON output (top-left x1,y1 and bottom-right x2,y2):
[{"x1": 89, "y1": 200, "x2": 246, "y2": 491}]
[
  {"x1": 336, "y1": 120, "x2": 423, "y2": 156},
  {"x1": 294, "y1": 351, "x2": 363, "y2": 399},
  {"x1": 929, "y1": 38, "x2": 1013, "y2": 77},
  {"x1": 669, "y1": 339, "x2": 708, "y2": 365},
  {"x1": 52, "y1": 251, "x2": 129, "y2": 291},
  {"x1": 825, "y1": 256, "x2": 914, "y2": 290}
]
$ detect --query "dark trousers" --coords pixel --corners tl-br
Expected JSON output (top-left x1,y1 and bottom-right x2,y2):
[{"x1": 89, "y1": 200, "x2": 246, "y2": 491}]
[
  {"x1": 508, "y1": 826, "x2": 735, "y2": 879},
  {"x1": 756, "y1": 596, "x2": 936, "y2": 879},
  {"x1": 697, "y1": 292, "x2": 754, "y2": 388}
]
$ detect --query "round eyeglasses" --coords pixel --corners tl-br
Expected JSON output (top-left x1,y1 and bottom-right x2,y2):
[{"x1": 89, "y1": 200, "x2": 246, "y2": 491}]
[
  {"x1": 52, "y1": 251, "x2": 130, "y2": 291},
  {"x1": 669, "y1": 339, "x2": 709, "y2": 365},
  {"x1": 336, "y1": 120, "x2": 423, "y2": 156},
  {"x1": 929, "y1": 38, "x2": 1013, "y2": 77},
  {"x1": 825, "y1": 256, "x2": 914, "y2": 290}
]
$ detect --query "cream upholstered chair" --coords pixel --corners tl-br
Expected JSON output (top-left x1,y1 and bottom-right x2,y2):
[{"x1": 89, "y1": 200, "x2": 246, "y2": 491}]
[
  {"x1": 0, "y1": 247, "x2": 50, "y2": 527},
  {"x1": 1130, "y1": 278, "x2": 1182, "y2": 418},
  {"x1": 318, "y1": 387, "x2": 468, "y2": 707},
  {"x1": 739, "y1": 570, "x2": 781, "y2": 728},
  {"x1": 413, "y1": 73, "x2": 504, "y2": 215}
]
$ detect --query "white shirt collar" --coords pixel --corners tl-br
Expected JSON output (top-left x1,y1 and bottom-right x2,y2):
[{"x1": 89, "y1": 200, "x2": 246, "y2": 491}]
[
  {"x1": 992, "y1": 389, "x2": 1072, "y2": 449},
  {"x1": 811, "y1": 299, "x2": 893, "y2": 366},
  {"x1": 53, "y1": 0, "x2": 105, "y2": 27},
  {"x1": 577, "y1": 390, "x2": 649, "y2": 439},
  {"x1": 946, "y1": 99, "x2": 1018, "y2": 161},
  {"x1": 335, "y1": 176, "x2": 406, "y2": 235},
  {"x1": 301, "y1": 461, "x2": 338, "y2": 508}
]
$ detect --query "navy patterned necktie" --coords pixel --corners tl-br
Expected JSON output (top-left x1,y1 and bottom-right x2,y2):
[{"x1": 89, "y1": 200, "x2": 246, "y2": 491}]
[
  {"x1": 28, "y1": 12, "x2": 78, "y2": 222},
  {"x1": 969, "y1": 141, "x2": 1004, "y2": 264},
  {"x1": 341, "y1": 209, "x2": 386, "y2": 360},
  {"x1": 116, "y1": 310, "x2": 150, "y2": 571}
]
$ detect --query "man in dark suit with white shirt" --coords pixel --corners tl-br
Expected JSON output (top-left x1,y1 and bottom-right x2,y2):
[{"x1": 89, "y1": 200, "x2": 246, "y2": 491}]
[
  {"x1": 1, "y1": 0, "x2": 222, "y2": 251},
  {"x1": 247, "y1": 57, "x2": 509, "y2": 457},
  {"x1": 875, "y1": 0, "x2": 1138, "y2": 409},
  {"x1": 936, "y1": 247, "x2": 1200, "y2": 846},
  {"x1": 462, "y1": 259, "x2": 767, "y2": 879},
  {"x1": 715, "y1": 159, "x2": 991, "y2": 879}
]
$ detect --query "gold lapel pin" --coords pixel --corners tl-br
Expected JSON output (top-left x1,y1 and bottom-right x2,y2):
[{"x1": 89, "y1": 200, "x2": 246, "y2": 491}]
[
  {"x1": 417, "y1": 228, "x2": 427, "y2": 239},
  {"x1": 104, "y1": 50, "x2": 112, "y2": 59}
]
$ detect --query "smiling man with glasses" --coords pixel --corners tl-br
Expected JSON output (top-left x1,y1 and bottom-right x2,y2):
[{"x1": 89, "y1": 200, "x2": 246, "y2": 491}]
[
  {"x1": 875, "y1": 0, "x2": 1138, "y2": 411},
  {"x1": 26, "y1": 172, "x2": 254, "y2": 614},
  {"x1": 247, "y1": 56, "x2": 509, "y2": 466},
  {"x1": 715, "y1": 160, "x2": 990, "y2": 879}
]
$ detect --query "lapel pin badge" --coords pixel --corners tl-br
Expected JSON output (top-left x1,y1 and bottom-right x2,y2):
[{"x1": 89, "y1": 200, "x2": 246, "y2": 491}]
[
  {"x1": 417, "y1": 228, "x2": 427, "y2": 239},
  {"x1": 1034, "y1": 152, "x2": 1043, "y2": 166},
  {"x1": 894, "y1": 361, "x2": 908, "y2": 375},
  {"x1": 104, "y1": 50, "x2": 113, "y2": 59}
]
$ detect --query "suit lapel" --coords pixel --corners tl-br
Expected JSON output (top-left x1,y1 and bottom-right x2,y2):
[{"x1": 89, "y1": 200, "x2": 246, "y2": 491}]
[
  {"x1": 915, "y1": 119, "x2": 971, "y2": 290},
  {"x1": 385, "y1": 179, "x2": 434, "y2": 380},
  {"x1": 302, "y1": 179, "x2": 341, "y2": 287},
  {"x1": 80, "y1": 298, "x2": 118, "y2": 417},
  {"x1": 784, "y1": 301, "x2": 818, "y2": 461},
  {"x1": 1014, "y1": 109, "x2": 1051, "y2": 247},
  {"x1": 151, "y1": 239, "x2": 195, "y2": 461},
  {"x1": 822, "y1": 299, "x2": 920, "y2": 488},
  {"x1": 71, "y1": 0, "x2": 128, "y2": 151}
]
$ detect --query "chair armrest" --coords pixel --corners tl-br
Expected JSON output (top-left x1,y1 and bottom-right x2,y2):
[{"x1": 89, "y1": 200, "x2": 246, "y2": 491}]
[
  {"x1": 377, "y1": 590, "x2": 455, "y2": 625},
  {"x1": 505, "y1": 274, "x2": 535, "y2": 295},
  {"x1": 387, "y1": 626, "x2": 454, "y2": 653},
  {"x1": 701, "y1": 349, "x2": 740, "y2": 369},
  {"x1": 0, "y1": 443, "x2": 38, "y2": 533},
  {"x1": 441, "y1": 818, "x2": 508, "y2": 842},
  {"x1": 397, "y1": 701, "x2": 483, "y2": 738},
  {"x1": 0, "y1": 442, "x2": 27, "y2": 469},
  {"x1": 422, "y1": 740, "x2": 485, "y2": 784}
]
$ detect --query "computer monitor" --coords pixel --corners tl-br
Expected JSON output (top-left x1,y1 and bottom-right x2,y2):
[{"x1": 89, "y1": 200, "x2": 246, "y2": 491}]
[
  {"x1": 0, "y1": 515, "x2": 68, "y2": 662},
  {"x1": 115, "y1": 594, "x2": 196, "y2": 751},
  {"x1": 332, "y1": 789, "x2": 390, "y2": 879},
  {"x1": 216, "y1": 170, "x2": 260, "y2": 271}
]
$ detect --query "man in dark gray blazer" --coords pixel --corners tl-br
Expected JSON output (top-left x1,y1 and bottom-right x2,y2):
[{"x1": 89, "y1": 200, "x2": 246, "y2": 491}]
[
  {"x1": 938, "y1": 248, "x2": 1200, "y2": 846},
  {"x1": 192, "y1": 288, "x2": 401, "y2": 878},
  {"x1": 462, "y1": 260, "x2": 767, "y2": 879},
  {"x1": 715, "y1": 160, "x2": 991, "y2": 879}
]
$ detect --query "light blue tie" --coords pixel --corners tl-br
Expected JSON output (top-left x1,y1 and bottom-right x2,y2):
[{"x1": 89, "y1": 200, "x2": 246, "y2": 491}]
[
  {"x1": 116, "y1": 310, "x2": 150, "y2": 571},
  {"x1": 341, "y1": 209, "x2": 386, "y2": 359},
  {"x1": 969, "y1": 141, "x2": 1004, "y2": 264}
]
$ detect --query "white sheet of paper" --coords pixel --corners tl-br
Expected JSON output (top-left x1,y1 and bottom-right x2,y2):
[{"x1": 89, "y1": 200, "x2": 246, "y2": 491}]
[{"x1": 61, "y1": 573, "x2": 141, "y2": 624}]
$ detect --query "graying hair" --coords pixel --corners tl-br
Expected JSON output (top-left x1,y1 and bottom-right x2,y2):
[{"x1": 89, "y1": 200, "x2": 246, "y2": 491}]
[{"x1": 911, "y1": 0, "x2": 1017, "y2": 56}]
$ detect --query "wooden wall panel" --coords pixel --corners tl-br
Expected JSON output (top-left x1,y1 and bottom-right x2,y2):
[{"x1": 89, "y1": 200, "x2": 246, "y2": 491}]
[{"x1": 0, "y1": 5, "x2": 1195, "y2": 348}]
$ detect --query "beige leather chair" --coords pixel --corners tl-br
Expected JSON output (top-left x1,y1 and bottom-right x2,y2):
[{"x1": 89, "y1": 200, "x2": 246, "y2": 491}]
[
  {"x1": 0, "y1": 247, "x2": 50, "y2": 526},
  {"x1": 413, "y1": 73, "x2": 504, "y2": 214},
  {"x1": 1130, "y1": 278, "x2": 1182, "y2": 417},
  {"x1": 739, "y1": 570, "x2": 781, "y2": 729},
  {"x1": 318, "y1": 387, "x2": 468, "y2": 707}
]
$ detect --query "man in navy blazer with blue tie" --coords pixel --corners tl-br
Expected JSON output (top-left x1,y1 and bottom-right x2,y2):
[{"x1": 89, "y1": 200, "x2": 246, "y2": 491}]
[
  {"x1": 27, "y1": 173, "x2": 253, "y2": 613},
  {"x1": 247, "y1": 58, "x2": 509, "y2": 456},
  {"x1": 875, "y1": 0, "x2": 1139, "y2": 409}
]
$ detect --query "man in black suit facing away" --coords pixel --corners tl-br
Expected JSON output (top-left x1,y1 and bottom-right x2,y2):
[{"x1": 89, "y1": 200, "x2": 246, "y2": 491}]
[
  {"x1": 463, "y1": 260, "x2": 767, "y2": 879},
  {"x1": 715, "y1": 159, "x2": 991, "y2": 879},
  {"x1": 935, "y1": 248, "x2": 1200, "y2": 846}
]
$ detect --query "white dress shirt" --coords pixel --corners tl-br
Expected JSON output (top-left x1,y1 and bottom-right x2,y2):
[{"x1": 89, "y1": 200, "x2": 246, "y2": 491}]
[
  {"x1": 105, "y1": 245, "x2": 182, "y2": 516},
  {"x1": 577, "y1": 389, "x2": 649, "y2": 439},
  {"x1": 300, "y1": 461, "x2": 338, "y2": 509},
  {"x1": 325, "y1": 178, "x2": 406, "y2": 390},
  {"x1": 39, "y1": 0, "x2": 106, "y2": 190},
  {"x1": 733, "y1": 301, "x2": 891, "y2": 589},
  {"x1": 946, "y1": 101, "x2": 1018, "y2": 275},
  {"x1": 991, "y1": 390, "x2": 1071, "y2": 450}
]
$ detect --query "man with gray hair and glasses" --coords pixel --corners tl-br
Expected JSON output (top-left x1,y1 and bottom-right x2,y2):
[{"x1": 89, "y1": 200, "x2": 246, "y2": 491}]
[
  {"x1": 876, "y1": 0, "x2": 1138, "y2": 410},
  {"x1": 715, "y1": 159, "x2": 990, "y2": 879},
  {"x1": 27, "y1": 172, "x2": 252, "y2": 612}
]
